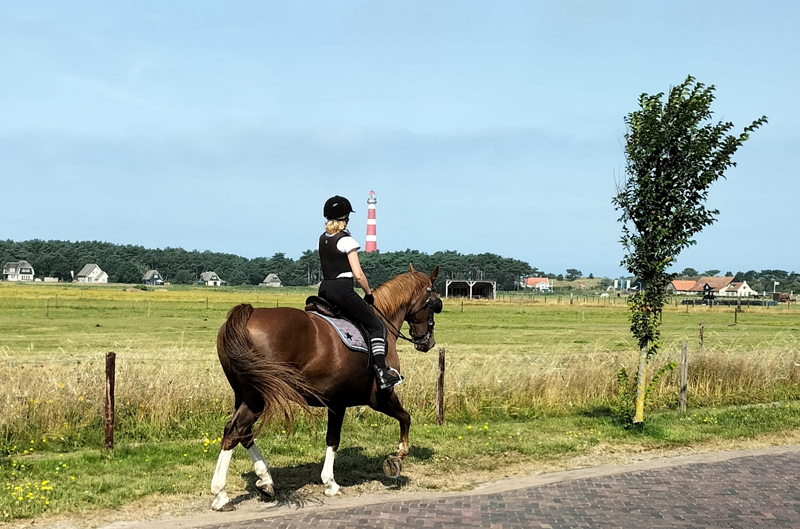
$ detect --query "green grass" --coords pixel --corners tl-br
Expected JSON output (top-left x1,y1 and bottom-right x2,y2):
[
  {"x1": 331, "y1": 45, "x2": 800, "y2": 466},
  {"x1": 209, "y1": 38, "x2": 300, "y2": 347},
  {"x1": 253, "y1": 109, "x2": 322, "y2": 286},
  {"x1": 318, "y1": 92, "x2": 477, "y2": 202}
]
[
  {"x1": 1, "y1": 282, "x2": 800, "y2": 521},
  {"x1": 6, "y1": 403, "x2": 800, "y2": 521}
]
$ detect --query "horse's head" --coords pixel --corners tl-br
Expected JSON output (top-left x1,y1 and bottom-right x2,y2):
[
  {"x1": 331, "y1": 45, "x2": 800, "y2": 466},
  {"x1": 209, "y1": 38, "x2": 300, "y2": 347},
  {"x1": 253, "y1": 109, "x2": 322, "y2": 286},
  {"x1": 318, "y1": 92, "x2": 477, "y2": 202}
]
[{"x1": 405, "y1": 264, "x2": 442, "y2": 352}]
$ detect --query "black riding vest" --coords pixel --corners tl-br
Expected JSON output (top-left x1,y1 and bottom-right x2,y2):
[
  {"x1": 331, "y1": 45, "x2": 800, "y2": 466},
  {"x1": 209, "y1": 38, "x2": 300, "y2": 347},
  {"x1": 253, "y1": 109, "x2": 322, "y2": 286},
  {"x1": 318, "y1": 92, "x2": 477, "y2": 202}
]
[{"x1": 319, "y1": 231, "x2": 353, "y2": 280}]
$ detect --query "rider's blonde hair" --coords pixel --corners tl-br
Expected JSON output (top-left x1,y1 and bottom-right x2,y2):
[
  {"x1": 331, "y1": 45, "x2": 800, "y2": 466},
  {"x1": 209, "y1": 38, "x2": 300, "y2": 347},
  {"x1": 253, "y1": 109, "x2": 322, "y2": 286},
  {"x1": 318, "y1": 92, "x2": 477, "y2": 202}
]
[{"x1": 325, "y1": 219, "x2": 348, "y2": 234}]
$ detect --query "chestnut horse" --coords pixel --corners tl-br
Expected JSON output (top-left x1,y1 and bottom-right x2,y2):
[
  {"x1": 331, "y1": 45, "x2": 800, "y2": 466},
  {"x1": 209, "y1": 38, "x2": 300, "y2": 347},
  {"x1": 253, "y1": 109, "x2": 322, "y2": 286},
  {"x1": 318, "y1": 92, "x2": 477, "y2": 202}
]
[{"x1": 210, "y1": 265, "x2": 442, "y2": 511}]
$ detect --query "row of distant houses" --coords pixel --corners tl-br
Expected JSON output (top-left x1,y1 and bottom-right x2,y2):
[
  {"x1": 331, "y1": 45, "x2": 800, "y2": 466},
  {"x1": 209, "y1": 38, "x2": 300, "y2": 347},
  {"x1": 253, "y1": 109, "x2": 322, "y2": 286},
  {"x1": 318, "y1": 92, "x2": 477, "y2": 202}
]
[
  {"x1": 2, "y1": 261, "x2": 108, "y2": 283},
  {"x1": 667, "y1": 276, "x2": 758, "y2": 297},
  {"x1": 522, "y1": 275, "x2": 760, "y2": 298},
  {"x1": 3, "y1": 260, "x2": 283, "y2": 287}
]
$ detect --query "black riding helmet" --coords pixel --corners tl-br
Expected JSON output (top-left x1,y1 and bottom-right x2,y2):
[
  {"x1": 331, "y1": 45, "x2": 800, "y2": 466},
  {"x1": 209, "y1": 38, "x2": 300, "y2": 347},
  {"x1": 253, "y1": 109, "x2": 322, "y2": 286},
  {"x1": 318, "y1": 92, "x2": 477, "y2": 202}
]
[{"x1": 323, "y1": 195, "x2": 355, "y2": 221}]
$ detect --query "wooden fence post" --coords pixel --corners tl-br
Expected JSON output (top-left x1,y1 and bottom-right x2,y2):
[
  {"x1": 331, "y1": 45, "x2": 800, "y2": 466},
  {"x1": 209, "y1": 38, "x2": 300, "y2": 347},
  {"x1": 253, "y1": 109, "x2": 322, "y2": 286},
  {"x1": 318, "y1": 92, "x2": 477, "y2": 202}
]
[
  {"x1": 436, "y1": 347, "x2": 446, "y2": 426},
  {"x1": 680, "y1": 342, "x2": 688, "y2": 414},
  {"x1": 699, "y1": 322, "x2": 704, "y2": 349},
  {"x1": 104, "y1": 352, "x2": 116, "y2": 450},
  {"x1": 46, "y1": 298, "x2": 50, "y2": 318}
]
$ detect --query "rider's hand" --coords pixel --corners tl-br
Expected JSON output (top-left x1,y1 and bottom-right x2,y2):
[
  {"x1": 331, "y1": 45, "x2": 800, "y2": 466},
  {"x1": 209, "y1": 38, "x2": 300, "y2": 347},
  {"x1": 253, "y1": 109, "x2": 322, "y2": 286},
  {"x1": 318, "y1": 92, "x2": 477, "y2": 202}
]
[{"x1": 363, "y1": 293, "x2": 375, "y2": 306}]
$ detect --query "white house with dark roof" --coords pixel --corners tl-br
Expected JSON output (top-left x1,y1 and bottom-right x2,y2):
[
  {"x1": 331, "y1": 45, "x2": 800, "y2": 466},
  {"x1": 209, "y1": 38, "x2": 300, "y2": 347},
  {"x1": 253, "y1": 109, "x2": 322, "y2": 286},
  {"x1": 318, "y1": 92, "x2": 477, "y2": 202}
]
[
  {"x1": 2, "y1": 261, "x2": 34, "y2": 281},
  {"x1": 76, "y1": 264, "x2": 109, "y2": 283},
  {"x1": 721, "y1": 281, "x2": 758, "y2": 297},
  {"x1": 142, "y1": 270, "x2": 164, "y2": 286},
  {"x1": 200, "y1": 271, "x2": 222, "y2": 287},
  {"x1": 259, "y1": 273, "x2": 282, "y2": 287}
]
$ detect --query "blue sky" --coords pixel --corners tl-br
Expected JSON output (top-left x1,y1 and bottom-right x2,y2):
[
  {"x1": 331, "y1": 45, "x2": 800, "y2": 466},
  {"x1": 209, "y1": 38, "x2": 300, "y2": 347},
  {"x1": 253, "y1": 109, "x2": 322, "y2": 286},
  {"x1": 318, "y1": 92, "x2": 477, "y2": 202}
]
[{"x1": 1, "y1": 2, "x2": 797, "y2": 277}]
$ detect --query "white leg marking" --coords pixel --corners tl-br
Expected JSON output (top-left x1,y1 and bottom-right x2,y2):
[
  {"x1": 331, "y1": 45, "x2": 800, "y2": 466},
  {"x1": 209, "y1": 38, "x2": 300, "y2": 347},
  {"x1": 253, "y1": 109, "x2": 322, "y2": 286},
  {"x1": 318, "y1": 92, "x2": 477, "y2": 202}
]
[
  {"x1": 211, "y1": 449, "x2": 233, "y2": 511},
  {"x1": 321, "y1": 446, "x2": 340, "y2": 496},
  {"x1": 247, "y1": 443, "x2": 274, "y2": 495}
]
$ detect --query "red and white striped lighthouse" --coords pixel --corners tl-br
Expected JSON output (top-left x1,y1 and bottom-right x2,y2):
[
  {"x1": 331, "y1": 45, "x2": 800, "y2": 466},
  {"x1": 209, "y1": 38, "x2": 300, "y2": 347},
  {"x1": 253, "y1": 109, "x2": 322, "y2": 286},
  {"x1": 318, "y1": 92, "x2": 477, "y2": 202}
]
[{"x1": 365, "y1": 190, "x2": 377, "y2": 252}]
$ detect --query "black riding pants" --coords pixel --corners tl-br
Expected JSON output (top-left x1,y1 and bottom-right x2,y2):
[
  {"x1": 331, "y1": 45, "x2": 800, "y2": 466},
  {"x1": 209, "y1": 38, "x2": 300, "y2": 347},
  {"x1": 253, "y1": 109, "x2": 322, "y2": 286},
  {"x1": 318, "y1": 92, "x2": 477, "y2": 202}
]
[{"x1": 319, "y1": 278, "x2": 385, "y2": 341}]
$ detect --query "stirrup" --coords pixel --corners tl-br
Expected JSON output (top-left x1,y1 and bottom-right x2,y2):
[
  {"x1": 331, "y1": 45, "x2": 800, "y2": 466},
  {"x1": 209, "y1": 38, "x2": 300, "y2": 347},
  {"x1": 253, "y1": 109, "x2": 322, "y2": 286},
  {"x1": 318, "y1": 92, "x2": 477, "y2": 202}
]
[{"x1": 376, "y1": 366, "x2": 403, "y2": 390}]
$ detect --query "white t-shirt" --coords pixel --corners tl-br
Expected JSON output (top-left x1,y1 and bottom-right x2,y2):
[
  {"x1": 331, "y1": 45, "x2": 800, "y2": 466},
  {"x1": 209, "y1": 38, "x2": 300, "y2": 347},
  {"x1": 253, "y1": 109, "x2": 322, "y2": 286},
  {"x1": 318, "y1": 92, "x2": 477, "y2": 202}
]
[{"x1": 337, "y1": 235, "x2": 360, "y2": 255}]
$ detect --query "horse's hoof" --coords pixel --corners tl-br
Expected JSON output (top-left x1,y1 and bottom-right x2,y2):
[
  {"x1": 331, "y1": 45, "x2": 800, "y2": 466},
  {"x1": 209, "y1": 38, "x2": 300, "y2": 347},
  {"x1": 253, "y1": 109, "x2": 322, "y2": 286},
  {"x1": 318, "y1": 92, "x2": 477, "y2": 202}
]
[
  {"x1": 324, "y1": 482, "x2": 340, "y2": 496},
  {"x1": 257, "y1": 482, "x2": 274, "y2": 499},
  {"x1": 212, "y1": 501, "x2": 235, "y2": 512},
  {"x1": 383, "y1": 455, "x2": 403, "y2": 479}
]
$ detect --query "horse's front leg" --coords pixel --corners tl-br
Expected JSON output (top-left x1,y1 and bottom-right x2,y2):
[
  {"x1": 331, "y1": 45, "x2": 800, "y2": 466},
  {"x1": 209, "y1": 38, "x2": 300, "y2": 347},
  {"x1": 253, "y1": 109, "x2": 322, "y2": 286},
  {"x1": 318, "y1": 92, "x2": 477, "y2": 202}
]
[
  {"x1": 371, "y1": 390, "x2": 410, "y2": 478},
  {"x1": 321, "y1": 407, "x2": 345, "y2": 496}
]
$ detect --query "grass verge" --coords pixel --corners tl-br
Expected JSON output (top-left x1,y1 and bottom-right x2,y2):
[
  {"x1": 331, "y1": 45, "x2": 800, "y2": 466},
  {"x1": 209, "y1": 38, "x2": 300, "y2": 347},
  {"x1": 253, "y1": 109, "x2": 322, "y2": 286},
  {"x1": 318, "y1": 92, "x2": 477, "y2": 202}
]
[{"x1": 5, "y1": 402, "x2": 800, "y2": 523}]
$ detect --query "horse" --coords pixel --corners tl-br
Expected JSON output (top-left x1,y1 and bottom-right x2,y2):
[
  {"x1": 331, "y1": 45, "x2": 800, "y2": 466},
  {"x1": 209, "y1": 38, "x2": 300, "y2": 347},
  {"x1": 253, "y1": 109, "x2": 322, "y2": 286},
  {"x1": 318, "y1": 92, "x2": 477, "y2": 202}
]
[{"x1": 209, "y1": 264, "x2": 442, "y2": 511}]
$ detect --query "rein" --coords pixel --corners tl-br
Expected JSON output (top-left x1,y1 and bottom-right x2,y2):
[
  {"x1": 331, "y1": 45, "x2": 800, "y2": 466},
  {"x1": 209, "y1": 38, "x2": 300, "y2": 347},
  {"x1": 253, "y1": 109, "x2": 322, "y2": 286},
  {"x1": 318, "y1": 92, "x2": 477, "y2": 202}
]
[{"x1": 372, "y1": 287, "x2": 437, "y2": 348}]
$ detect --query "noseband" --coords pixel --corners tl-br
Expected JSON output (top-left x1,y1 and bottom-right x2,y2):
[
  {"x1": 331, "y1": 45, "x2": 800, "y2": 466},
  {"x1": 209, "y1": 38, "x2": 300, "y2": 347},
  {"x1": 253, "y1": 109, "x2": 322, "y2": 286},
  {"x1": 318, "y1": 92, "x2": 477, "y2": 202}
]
[{"x1": 406, "y1": 287, "x2": 440, "y2": 348}]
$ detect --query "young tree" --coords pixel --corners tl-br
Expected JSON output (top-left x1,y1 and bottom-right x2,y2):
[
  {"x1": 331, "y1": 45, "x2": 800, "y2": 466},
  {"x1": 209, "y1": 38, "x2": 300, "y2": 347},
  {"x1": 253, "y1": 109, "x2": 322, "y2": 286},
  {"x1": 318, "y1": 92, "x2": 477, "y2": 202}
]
[{"x1": 613, "y1": 76, "x2": 766, "y2": 426}]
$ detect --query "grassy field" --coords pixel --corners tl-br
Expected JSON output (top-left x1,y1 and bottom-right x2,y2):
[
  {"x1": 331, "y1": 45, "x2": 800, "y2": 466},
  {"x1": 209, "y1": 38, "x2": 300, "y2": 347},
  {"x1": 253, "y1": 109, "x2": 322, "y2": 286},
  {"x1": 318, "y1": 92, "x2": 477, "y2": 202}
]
[{"x1": 1, "y1": 282, "x2": 800, "y2": 522}]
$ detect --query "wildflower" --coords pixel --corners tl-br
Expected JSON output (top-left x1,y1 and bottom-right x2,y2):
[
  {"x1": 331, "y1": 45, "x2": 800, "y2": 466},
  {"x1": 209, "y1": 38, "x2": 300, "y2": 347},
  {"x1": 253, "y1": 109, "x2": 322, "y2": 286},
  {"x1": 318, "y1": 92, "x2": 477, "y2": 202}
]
[
  {"x1": 467, "y1": 425, "x2": 472, "y2": 430},
  {"x1": 78, "y1": 397, "x2": 83, "y2": 402},
  {"x1": 457, "y1": 436, "x2": 462, "y2": 440}
]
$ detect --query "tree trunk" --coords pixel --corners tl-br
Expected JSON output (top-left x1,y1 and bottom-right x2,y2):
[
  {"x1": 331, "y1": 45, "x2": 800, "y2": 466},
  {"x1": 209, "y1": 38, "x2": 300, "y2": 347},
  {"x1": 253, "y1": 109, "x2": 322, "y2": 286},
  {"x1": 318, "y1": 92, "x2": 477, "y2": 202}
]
[{"x1": 633, "y1": 346, "x2": 647, "y2": 426}]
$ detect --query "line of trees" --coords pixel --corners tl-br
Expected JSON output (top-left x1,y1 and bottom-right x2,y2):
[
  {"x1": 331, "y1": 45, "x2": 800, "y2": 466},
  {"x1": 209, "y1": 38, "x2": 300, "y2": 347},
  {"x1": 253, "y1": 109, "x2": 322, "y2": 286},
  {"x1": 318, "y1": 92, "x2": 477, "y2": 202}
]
[{"x1": 0, "y1": 239, "x2": 542, "y2": 291}]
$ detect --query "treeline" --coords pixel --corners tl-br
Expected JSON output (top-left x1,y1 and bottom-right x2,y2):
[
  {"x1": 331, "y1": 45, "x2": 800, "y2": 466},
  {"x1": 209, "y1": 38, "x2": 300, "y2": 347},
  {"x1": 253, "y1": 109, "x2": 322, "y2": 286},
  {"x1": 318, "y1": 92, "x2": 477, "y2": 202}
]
[{"x1": 0, "y1": 239, "x2": 541, "y2": 291}]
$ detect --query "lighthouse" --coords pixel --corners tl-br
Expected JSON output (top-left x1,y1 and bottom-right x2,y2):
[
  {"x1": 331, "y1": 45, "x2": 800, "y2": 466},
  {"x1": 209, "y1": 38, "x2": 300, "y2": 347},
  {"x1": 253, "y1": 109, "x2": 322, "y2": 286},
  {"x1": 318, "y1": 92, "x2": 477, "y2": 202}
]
[{"x1": 365, "y1": 190, "x2": 377, "y2": 252}]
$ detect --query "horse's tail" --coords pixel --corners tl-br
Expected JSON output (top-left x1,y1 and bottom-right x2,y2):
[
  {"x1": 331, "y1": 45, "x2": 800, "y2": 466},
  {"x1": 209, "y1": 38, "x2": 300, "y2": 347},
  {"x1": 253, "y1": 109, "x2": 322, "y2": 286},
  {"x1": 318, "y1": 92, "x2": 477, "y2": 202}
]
[{"x1": 220, "y1": 304, "x2": 314, "y2": 434}]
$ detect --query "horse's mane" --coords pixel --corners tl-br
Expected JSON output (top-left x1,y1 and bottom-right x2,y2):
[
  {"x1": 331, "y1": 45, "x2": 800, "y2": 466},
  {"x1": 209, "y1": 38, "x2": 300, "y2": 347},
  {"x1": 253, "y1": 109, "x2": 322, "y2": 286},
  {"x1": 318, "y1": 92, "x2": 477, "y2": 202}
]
[{"x1": 374, "y1": 272, "x2": 431, "y2": 318}]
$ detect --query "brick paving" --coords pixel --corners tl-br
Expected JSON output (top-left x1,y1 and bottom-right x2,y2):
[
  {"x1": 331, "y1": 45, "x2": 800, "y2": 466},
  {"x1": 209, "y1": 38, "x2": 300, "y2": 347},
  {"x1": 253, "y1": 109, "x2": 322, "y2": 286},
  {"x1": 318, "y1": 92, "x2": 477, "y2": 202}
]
[{"x1": 142, "y1": 446, "x2": 800, "y2": 529}]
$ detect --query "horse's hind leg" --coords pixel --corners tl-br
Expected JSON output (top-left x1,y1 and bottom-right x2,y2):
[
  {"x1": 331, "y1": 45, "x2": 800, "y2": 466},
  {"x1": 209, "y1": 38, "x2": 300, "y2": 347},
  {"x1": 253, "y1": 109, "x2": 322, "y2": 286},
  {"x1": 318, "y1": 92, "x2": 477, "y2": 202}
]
[
  {"x1": 211, "y1": 402, "x2": 260, "y2": 511},
  {"x1": 371, "y1": 391, "x2": 410, "y2": 478},
  {"x1": 244, "y1": 440, "x2": 274, "y2": 499},
  {"x1": 321, "y1": 407, "x2": 345, "y2": 496}
]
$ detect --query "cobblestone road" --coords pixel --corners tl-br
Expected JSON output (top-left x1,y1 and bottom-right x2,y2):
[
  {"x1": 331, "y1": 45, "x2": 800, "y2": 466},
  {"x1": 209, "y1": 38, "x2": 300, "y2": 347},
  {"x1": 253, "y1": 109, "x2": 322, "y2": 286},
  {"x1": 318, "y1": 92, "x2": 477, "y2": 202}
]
[{"x1": 138, "y1": 446, "x2": 800, "y2": 529}]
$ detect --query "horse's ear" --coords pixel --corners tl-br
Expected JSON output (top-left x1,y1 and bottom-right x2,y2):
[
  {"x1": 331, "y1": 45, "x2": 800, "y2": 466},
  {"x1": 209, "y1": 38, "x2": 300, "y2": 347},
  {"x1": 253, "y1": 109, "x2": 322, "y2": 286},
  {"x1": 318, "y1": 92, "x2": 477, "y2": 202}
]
[
  {"x1": 409, "y1": 263, "x2": 416, "y2": 273},
  {"x1": 430, "y1": 265, "x2": 440, "y2": 283}
]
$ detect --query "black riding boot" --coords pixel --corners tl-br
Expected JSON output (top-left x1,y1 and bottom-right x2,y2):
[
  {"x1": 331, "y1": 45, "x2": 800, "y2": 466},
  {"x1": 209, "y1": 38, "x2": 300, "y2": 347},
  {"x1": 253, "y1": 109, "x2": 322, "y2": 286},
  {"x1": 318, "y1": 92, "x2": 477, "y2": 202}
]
[{"x1": 371, "y1": 338, "x2": 402, "y2": 389}]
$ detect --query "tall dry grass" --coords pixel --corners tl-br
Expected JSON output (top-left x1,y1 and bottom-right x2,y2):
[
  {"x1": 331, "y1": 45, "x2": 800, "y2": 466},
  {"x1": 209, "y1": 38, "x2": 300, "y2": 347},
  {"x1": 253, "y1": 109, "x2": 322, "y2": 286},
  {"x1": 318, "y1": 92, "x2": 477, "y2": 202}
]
[{"x1": 4, "y1": 343, "x2": 800, "y2": 445}]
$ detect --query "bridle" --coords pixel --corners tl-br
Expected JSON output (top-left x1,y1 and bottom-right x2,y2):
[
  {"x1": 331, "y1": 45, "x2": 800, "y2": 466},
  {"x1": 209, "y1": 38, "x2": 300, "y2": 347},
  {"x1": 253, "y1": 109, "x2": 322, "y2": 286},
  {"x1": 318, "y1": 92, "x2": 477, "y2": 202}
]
[{"x1": 373, "y1": 286, "x2": 442, "y2": 350}]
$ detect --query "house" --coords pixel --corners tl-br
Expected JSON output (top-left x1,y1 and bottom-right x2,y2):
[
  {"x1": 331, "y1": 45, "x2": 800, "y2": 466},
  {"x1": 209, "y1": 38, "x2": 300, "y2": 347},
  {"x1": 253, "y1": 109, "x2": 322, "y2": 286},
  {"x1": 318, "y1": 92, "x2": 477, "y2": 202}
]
[
  {"x1": 524, "y1": 277, "x2": 550, "y2": 292},
  {"x1": 259, "y1": 273, "x2": 282, "y2": 287},
  {"x1": 2, "y1": 261, "x2": 35, "y2": 281},
  {"x1": 76, "y1": 264, "x2": 109, "y2": 283},
  {"x1": 43, "y1": 277, "x2": 59, "y2": 283},
  {"x1": 721, "y1": 281, "x2": 758, "y2": 298},
  {"x1": 687, "y1": 276, "x2": 734, "y2": 295},
  {"x1": 200, "y1": 271, "x2": 222, "y2": 287},
  {"x1": 142, "y1": 270, "x2": 164, "y2": 286},
  {"x1": 667, "y1": 280, "x2": 696, "y2": 295}
]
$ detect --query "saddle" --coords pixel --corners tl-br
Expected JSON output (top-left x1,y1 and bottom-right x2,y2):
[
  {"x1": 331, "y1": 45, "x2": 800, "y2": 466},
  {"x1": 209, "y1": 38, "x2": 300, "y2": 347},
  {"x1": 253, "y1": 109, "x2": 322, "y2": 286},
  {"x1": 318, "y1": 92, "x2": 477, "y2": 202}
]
[{"x1": 305, "y1": 296, "x2": 370, "y2": 354}]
